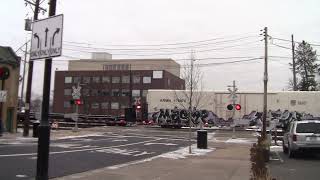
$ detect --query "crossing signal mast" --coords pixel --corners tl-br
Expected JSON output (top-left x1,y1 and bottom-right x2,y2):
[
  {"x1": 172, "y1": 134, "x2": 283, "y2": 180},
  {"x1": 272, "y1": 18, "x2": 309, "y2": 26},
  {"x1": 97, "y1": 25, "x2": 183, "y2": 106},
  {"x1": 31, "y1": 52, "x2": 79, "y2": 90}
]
[{"x1": 227, "y1": 80, "x2": 241, "y2": 113}]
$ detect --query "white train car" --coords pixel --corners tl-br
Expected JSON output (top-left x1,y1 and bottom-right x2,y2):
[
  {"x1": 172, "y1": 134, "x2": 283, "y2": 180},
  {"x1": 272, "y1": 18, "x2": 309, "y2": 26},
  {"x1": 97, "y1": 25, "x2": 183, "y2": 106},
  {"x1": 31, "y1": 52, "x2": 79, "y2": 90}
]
[{"x1": 147, "y1": 90, "x2": 320, "y2": 120}]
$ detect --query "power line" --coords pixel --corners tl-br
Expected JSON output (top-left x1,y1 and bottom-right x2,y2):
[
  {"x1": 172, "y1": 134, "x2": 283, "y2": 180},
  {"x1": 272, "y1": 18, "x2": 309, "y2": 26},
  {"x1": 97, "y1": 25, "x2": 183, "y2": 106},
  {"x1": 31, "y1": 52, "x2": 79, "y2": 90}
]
[
  {"x1": 63, "y1": 40, "x2": 262, "y2": 56},
  {"x1": 63, "y1": 31, "x2": 259, "y2": 47},
  {"x1": 63, "y1": 35, "x2": 260, "y2": 51}
]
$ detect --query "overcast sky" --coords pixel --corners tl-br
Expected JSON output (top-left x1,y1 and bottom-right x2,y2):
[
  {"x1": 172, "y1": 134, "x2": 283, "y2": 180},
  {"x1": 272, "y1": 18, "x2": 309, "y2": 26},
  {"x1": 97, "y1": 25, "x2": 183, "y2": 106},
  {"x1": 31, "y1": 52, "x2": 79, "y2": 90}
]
[{"x1": 1, "y1": 0, "x2": 320, "y2": 98}]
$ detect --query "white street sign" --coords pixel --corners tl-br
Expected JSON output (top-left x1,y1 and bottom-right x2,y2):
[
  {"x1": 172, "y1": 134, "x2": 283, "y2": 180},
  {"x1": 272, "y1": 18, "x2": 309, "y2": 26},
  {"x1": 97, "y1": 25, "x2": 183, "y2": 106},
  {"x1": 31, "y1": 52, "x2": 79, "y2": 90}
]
[
  {"x1": 0, "y1": 91, "x2": 7, "y2": 102},
  {"x1": 30, "y1": 14, "x2": 63, "y2": 60}
]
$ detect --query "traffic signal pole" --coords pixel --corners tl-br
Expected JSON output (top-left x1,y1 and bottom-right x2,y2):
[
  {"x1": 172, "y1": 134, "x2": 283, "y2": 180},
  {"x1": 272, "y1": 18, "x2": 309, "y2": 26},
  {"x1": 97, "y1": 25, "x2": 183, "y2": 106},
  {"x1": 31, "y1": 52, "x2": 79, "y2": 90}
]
[{"x1": 36, "y1": 0, "x2": 57, "y2": 179}]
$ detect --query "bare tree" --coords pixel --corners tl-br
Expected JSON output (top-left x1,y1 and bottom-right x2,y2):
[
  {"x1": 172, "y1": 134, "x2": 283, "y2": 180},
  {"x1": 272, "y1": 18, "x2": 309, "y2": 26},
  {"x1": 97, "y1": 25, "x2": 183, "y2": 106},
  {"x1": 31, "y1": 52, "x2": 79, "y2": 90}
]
[{"x1": 174, "y1": 51, "x2": 204, "y2": 153}]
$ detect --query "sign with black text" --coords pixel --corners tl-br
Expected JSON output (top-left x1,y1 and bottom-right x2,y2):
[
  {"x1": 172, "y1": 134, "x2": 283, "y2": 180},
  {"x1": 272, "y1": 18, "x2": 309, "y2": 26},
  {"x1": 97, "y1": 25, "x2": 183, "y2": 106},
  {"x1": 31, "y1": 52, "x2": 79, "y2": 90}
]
[{"x1": 30, "y1": 14, "x2": 63, "y2": 60}]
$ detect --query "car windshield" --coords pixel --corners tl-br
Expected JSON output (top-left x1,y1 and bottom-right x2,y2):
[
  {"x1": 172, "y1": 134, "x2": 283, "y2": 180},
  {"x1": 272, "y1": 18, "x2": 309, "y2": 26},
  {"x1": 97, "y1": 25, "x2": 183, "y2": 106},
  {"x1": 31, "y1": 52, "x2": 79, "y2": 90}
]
[{"x1": 296, "y1": 123, "x2": 320, "y2": 133}]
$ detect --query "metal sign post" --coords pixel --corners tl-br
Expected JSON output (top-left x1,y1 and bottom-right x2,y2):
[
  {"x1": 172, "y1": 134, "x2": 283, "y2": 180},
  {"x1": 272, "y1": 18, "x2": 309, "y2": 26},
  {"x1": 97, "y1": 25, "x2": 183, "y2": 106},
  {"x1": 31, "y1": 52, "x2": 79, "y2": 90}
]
[
  {"x1": 228, "y1": 80, "x2": 238, "y2": 139},
  {"x1": 72, "y1": 83, "x2": 81, "y2": 132}
]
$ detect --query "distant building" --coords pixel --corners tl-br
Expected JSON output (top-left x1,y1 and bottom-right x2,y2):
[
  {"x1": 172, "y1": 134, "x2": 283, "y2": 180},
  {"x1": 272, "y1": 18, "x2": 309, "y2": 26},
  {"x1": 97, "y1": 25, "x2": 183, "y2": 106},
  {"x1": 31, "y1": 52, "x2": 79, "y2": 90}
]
[
  {"x1": 0, "y1": 46, "x2": 20, "y2": 133},
  {"x1": 53, "y1": 53, "x2": 185, "y2": 117}
]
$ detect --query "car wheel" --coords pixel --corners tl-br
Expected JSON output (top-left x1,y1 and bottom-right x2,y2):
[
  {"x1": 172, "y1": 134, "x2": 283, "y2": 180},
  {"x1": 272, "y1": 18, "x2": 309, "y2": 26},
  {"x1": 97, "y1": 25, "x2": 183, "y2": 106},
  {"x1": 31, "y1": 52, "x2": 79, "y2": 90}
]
[
  {"x1": 288, "y1": 144, "x2": 295, "y2": 158},
  {"x1": 283, "y1": 141, "x2": 288, "y2": 154}
]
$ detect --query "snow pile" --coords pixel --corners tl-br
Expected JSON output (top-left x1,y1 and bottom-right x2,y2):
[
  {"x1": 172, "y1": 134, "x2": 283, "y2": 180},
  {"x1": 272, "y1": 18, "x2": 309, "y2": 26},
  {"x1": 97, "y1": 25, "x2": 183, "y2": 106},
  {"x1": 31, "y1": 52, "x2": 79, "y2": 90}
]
[
  {"x1": 225, "y1": 138, "x2": 255, "y2": 144},
  {"x1": 270, "y1": 145, "x2": 283, "y2": 152},
  {"x1": 159, "y1": 145, "x2": 215, "y2": 160}
]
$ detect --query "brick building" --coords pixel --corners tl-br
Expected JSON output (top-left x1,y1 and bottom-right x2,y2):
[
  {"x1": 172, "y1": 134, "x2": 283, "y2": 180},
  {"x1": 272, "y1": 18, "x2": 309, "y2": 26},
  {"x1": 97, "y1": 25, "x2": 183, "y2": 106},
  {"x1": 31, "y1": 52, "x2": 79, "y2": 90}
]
[{"x1": 53, "y1": 53, "x2": 185, "y2": 117}]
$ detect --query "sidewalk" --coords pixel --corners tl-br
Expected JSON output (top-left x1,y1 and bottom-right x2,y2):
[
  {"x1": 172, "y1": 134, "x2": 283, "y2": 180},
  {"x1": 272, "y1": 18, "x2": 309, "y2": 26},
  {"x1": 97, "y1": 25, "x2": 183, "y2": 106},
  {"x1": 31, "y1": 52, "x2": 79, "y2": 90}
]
[{"x1": 52, "y1": 141, "x2": 251, "y2": 180}]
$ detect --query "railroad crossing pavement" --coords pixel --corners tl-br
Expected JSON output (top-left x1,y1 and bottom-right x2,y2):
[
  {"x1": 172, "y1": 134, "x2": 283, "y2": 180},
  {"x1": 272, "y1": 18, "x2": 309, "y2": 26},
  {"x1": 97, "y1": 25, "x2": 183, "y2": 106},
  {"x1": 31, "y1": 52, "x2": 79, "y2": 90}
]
[
  {"x1": 0, "y1": 126, "x2": 255, "y2": 180},
  {"x1": 269, "y1": 145, "x2": 320, "y2": 180}
]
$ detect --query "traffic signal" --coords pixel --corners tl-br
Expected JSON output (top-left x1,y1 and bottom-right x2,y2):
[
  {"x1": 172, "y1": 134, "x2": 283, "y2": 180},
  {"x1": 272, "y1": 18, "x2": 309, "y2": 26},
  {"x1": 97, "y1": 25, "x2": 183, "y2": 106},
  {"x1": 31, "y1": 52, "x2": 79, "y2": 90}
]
[
  {"x1": 136, "y1": 104, "x2": 141, "y2": 112},
  {"x1": 0, "y1": 67, "x2": 10, "y2": 80},
  {"x1": 235, "y1": 104, "x2": 241, "y2": 110},
  {"x1": 227, "y1": 104, "x2": 241, "y2": 111},
  {"x1": 70, "y1": 99, "x2": 82, "y2": 105},
  {"x1": 75, "y1": 99, "x2": 82, "y2": 105}
]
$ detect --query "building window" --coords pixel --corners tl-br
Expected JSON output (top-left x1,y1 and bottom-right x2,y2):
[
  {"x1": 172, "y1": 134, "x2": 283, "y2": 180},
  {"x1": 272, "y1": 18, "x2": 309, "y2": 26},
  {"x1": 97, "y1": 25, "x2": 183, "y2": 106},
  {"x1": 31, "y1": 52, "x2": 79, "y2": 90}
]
[
  {"x1": 142, "y1": 90, "x2": 148, "y2": 97},
  {"x1": 82, "y1": 89, "x2": 90, "y2": 96},
  {"x1": 101, "y1": 89, "x2": 110, "y2": 96},
  {"x1": 153, "y1": 70, "x2": 163, "y2": 79},
  {"x1": 83, "y1": 77, "x2": 90, "y2": 84},
  {"x1": 121, "y1": 103, "x2": 129, "y2": 109},
  {"x1": 101, "y1": 102, "x2": 109, "y2": 109},
  {"x1": 92, "y1": 76, "x2": 100, "y2": 83},
  {"x1": 132, "y1": 90, "x2": 140, "y2": 97},
  {"x1": 73, "y1": 77, "x2": 81, "y2": 84},
  {"x1": 65, "y1": 77, "x2": 72, "y2": 83},
  {"x1": 122, "y1": 75, "x2": 130, "y2": 84},
  {"x1": 91, "y1": 102, "x2": 99, "y2": 109},
  {"x1": 91, "y1": 89, "x2": 99, "y2": 96},
  {"x1": 112, "y1": 76, "x2": 120, "y2": 83},
  {"x1": 111, "y1": 102, "x2": 119, "y2": 110},
  {"x1": 64, "y1": 101, "x2": 71, "y2": 108},
  {"x1": 64, "y1": 89, "x2": 72, "y2": 96},
  {"x1": 133, "y1": 75, "x2": 140, "y2": 84},
  {"x1": 102, "y1": 76, "x2": 110, "y2": 83},
  {"x1": 168, "y1": 79, "x2": 171, "y2": 86},
  {"x1": 122, "y1": 89, "x2": 130, "y2": 96},
  {"x1": 112, "y1": 89, "x2": 120, "y2": 96},
  {"x1": 143, "y1": 76, "x2": 151, "y2": 84}
]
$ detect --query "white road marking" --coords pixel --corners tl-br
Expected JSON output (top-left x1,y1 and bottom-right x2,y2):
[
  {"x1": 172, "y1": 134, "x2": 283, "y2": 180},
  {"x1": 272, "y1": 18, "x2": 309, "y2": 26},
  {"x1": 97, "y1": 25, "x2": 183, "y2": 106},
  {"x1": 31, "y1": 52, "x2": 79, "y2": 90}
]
[
  {"x1": 16, "y1": 174, "x2": 28, "y2": 178},
  {"x1": 0, "y1": 138, "x2": 163, "y2": 157},
  {"x1": 112, "y1": 139, "x2": 128, "y2": 142},
  {"x1": 133, "y1": 151, "x2": 154, "y2": 157},
  {"x1": 144, "y1": 143, "x2": 177, "y2": 146}
]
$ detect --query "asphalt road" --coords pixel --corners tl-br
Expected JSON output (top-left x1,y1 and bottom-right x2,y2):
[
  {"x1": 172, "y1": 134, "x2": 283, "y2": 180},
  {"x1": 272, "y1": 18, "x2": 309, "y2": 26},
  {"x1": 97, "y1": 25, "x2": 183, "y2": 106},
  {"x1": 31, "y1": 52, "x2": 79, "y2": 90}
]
[
  {"x1": 0, "y1": 127, "x2": 203, "y2": 180},
  {"x1": 269, "y1": 148, "x2": 320, "y2": 180}
]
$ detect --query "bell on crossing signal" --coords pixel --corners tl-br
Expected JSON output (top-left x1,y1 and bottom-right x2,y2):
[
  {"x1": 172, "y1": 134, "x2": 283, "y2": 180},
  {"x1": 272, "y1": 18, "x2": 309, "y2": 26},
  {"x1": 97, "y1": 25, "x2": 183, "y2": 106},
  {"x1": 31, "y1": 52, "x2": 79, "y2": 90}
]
[
  {"x1": 235, "y1": 104, "x2": 241, "y2": 111},
  {"x1": 227, "y1": 104, "x2": 233, "y2": 110}
]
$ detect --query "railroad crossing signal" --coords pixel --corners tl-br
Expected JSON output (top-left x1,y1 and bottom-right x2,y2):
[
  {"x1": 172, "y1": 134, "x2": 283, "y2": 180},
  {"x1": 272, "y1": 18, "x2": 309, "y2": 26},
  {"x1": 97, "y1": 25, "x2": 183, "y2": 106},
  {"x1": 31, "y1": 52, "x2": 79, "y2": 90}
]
[{"x1": 226, "y1": 104, "x2": 241, "y2": 111}]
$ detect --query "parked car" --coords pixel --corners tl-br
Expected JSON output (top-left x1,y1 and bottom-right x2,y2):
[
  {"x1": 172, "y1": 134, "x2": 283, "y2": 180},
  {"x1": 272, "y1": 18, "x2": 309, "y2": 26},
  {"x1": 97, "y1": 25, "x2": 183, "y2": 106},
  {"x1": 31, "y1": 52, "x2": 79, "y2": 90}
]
[
  {"x1": 115, "y1": 116, "x2": 127, "y2": 126},
  {"x1": 106, "y1": 117, "x2": 116, "y2": 126},
  {"x1": 282, "y1": 120, "x2": 320, "y2": 158}
]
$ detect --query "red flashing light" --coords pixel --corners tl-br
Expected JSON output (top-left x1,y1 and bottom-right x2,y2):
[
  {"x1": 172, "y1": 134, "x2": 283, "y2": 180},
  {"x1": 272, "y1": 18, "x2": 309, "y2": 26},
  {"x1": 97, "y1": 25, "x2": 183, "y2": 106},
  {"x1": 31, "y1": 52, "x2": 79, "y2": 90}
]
[
  {"x1": 75, "y1": 99, "x2": 82, "y2": 105},
  {"x1": 235, "y1": 104, "x2": 241, "y2": 111}
]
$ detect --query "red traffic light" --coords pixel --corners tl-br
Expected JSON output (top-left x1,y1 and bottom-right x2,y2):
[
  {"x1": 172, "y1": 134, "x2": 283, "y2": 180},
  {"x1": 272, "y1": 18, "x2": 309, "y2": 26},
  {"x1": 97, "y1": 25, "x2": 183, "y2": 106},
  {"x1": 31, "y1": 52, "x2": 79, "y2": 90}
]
[
  {"x1": 235, "y1": 104, "x2": 241, "y2": 110},
  {"x1": 0, "y1": 67, "x2": 10, "y2": 80},
  {"x1": 75, "y1": 99, "x2": 82, "y2": 105}
]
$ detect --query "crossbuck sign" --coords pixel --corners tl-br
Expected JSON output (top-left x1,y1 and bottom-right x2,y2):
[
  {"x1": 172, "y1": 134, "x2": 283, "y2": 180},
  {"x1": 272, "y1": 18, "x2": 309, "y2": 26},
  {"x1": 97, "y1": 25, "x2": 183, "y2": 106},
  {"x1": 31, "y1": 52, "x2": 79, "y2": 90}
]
[{"x1": 72, "y1": 85, "x2": 81, "y2": 99}]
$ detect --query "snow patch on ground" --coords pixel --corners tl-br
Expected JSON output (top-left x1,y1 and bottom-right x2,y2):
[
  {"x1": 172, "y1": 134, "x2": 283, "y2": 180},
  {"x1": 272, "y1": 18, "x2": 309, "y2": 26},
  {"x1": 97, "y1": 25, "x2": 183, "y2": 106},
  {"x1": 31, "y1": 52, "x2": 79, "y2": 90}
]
[
  {"x1": 159, "y1": 145, "x2": 215, "y2": 160},
  {"x1": 55, "y1": 133, "x2": 105, "y2": 140},
  {"x1": 107, "y1": 145, "x2": 215, "y2": 170},
  {"x1": 270, "y1": 146, "x2": 283, "y2": 152},
  {"x1": 225, "y1": 138, "x2": 255, "y2": 144}
]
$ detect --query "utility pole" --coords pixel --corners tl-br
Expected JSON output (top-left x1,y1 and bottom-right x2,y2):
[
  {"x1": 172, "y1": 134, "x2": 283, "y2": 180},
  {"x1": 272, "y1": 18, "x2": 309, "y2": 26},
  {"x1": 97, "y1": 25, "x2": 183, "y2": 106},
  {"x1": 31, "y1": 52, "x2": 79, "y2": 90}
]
[
  {"x1": 21, "y1": 40, "x2": 28, "y2": 107},
  {"x1": 23, "y1": 0, "x2": 41, "y2": 137},
  {"x1": 262, "y1": 27, "x2": 268, "y2": 140},
  {"x1": 36, "y1": 0, "x2": 57, "y2": 179},
  {"x1": 292, "y1": 34, "x2": 297, "y2": 91}
]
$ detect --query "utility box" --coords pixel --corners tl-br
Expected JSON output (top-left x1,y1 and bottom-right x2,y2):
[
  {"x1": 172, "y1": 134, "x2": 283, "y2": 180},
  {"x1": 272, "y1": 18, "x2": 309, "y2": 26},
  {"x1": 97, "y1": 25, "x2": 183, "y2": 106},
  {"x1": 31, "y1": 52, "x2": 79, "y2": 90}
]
[{"x1": 197, "y1": 130, "x2": 208, "y2": 149}]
